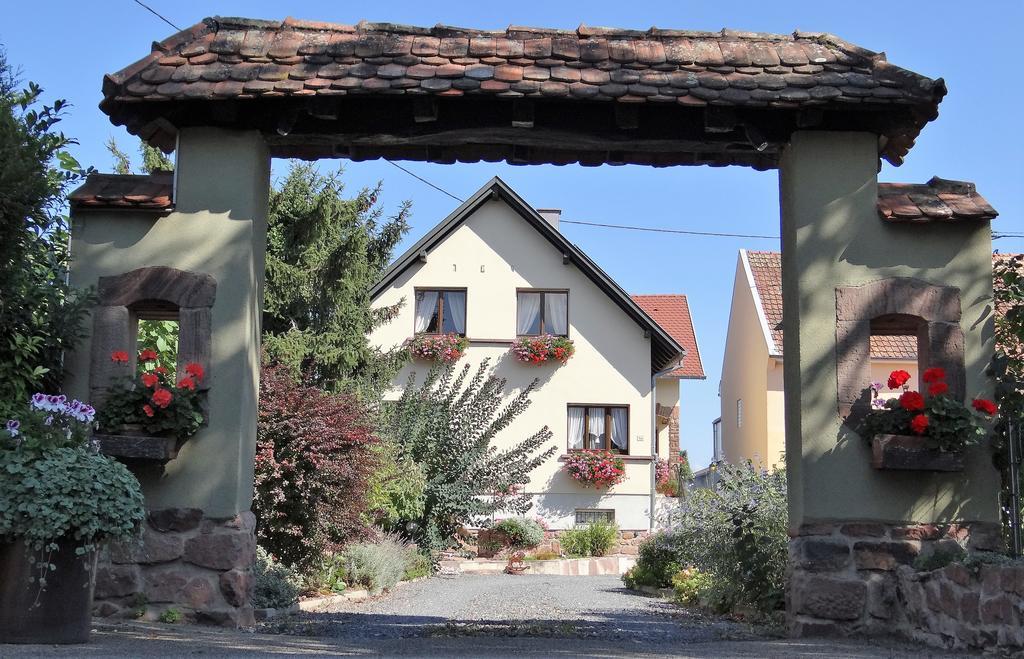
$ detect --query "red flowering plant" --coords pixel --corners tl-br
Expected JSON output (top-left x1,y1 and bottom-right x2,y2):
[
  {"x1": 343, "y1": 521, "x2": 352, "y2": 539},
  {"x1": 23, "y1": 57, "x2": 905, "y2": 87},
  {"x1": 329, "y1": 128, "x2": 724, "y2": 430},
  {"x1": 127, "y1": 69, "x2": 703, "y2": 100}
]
[
  {"x1": 407, "y1": 333, "x2": 468, "y2": 363},
  {"x1": 861, "y1": 367, "x2": 998, "y2": 452},
  {"x1": 510, "y1": 334, "x2": 575, "y2": 365},
  {"x1": 563, "y1": 449, "x2": 626, "y2": 489},
  {"x1": 95, "y1": 348, "x2": 206, "y2": 438}
]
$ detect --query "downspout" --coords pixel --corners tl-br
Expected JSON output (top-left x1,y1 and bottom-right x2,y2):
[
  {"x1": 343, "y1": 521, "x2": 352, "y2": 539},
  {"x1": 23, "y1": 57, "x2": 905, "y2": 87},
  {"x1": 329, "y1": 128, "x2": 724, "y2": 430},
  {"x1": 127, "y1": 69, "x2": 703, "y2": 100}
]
[{"x1": 650, "y1": 361, "x2": 681, "y2": 531}]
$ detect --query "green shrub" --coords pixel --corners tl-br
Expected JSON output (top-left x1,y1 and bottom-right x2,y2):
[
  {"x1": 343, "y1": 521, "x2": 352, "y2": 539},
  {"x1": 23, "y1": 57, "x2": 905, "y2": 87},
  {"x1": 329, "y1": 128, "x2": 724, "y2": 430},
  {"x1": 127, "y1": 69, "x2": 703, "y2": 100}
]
[
  {"x1": 561, "y1": 521, "x2": 618, "y2": 557},
  {"x1": 252, "y1": 546, "x2": 303, "y2": 609},
  {"x1": 672, "y1": 567, "x2": 713, "y2": 606},
  {"x1": 364, "y1": 436, "x2": 426, "y2": 532},
  {"x1": 342, "y1": 533, "x2": 417, "y2": 595},
  {"x1": 403, "y1": 552, "x2": 433, "y2": 581},
  {"x1": 492, "y1": 517, "x2": 545, "y2": 550},
  {"x1": 302, "y1": 552, "x2": 347, "y2": 596},
  {"x1": 159, "y1": 608, "x2": 182, "y2": 624},
  {"x1": 526, "y1": 550, "x2": 560, "y2": 561},
  {"x1": 912, "y1": 544, "x2": 967, "y2": 572},
  {"x1": 632, "y1": 461, "x2": 788, "y2": 614}
]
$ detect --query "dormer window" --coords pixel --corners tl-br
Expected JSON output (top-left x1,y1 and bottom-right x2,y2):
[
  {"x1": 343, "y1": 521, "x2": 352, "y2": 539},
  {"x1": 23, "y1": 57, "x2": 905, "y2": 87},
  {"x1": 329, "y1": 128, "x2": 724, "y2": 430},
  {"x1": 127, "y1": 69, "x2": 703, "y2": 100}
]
[
  {"x1": 415, "y1": 288, "x2": 466, "y2": 335},
  {"x1": 517, "y1": 290, "x2": 568, "y2": 337}
]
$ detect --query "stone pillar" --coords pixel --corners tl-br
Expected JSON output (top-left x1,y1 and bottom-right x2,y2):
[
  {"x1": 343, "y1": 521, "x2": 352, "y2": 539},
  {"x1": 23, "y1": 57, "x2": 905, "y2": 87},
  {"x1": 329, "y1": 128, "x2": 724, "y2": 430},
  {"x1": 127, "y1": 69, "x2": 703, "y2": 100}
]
[
  {"x1": 668, "y1": 405, "x2": 680, "y2": 464},
  {"x1": 778, "y1": 132, "x2": 1000, "y2": 636},
  {"x1": 67, "y1": 128, "x2": 270, "y2": 625}
]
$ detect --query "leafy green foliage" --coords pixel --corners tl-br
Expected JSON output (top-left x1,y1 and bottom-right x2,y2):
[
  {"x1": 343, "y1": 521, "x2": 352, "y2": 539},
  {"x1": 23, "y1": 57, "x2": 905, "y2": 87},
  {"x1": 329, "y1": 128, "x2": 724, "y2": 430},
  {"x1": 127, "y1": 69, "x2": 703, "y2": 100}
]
[
  {"x1": 560, "y1": 520, "x2": 619, "y2": 557},
  {"x1": 379, "y1": 359, "x2": 556, "y2": 551},
  {"x1": 158, "y1": 608, "x2": 183, "y2": 624},
  {"x1": 364, "y1": 437, "x2": 426, "y2": 532},
  {"x1": 0, "y1": 55, "x2": 94, "y2": 420},
  {"x1": 254, "y1": 363, "x2": 378, "y2": 569},
  {"x1": 912, "y1": 545, "x2": 966, "y2": 572},
  {"x1": 105, "y1": 136, "x2": 173, "y2": 175},
  {"x1": 492, "y1": 517, "x2": 545, "y2": 550},
  {"x1": 252, "y1": 546, "x2": 303, "y2": 608},
  {"x1": 262, "y1": 163, "x2": 411, "y2": 398},
  {"x1": 137, "y1": 320, "x2": 179, "y2": 377},
  {"x1": 672, "y1": 567, "x2": 713, "y2": 605},
  {"x1": 403, "y1": 551, "x2": 433, "y2": 581},
  {"x1": 630, "y1": 461, "x2": 788, "y2": 614},
  {"x1": 302, "y1": 552, "x2": 348, "y2": 596},
  {"x1": 341, "y1": 533, "x2": 420, "y2": 595},
  {"x1": 992, "y1": 254, "x2": 1023, "y2": 536}
]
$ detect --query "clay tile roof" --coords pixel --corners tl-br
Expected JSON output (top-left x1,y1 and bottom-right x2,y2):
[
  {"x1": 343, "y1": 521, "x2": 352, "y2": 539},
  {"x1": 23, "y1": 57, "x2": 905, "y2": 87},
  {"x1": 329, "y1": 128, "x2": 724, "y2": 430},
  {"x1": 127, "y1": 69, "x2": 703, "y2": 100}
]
[
  {"x1": 100, "y1": 17, "x2": 946, "y2": 167},
  {"x1": 69, "y1": 171, "x2": 174, "y2": 211},
  {"x1": 878, "y1": 177, "x2": 998, "y2": 223},
  {"x1": 631, "y1": 294, "x2": 705, "y2": 379}
]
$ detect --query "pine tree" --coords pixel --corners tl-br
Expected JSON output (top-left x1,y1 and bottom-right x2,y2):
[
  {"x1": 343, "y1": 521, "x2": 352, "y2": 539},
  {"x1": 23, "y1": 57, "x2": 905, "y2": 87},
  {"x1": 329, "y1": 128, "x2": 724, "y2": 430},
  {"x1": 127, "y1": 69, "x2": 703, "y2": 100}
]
[{"x1": 262, "y1": 163, "x2": 411, "y2": 396}]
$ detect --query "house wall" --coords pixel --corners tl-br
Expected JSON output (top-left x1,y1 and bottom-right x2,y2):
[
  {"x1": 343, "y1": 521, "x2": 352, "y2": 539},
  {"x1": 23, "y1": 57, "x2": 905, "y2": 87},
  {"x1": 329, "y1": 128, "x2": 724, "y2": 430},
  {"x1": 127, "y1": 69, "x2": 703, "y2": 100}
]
[
  {"x1": 765, "y1": 359, "x2": 786, "y2": 469},
  {"x1": 719, "y1": 256, "x2": 771, "y2": 466},
  {"x1": 370, "y1": 197, "x2": 658, "y2": 530}
]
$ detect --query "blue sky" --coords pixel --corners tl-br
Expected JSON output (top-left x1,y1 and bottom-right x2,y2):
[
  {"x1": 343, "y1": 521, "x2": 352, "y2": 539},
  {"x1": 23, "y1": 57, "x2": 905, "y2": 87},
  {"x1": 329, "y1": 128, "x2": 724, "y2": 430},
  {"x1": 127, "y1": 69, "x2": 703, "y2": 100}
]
[{"x1": 3, "y1": 1, "x2": 1021, "y2": 467}]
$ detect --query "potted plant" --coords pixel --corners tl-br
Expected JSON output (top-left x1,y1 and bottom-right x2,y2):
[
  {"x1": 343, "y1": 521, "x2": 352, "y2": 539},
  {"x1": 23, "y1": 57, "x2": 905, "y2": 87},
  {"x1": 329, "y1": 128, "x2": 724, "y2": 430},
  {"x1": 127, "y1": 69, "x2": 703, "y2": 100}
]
[
  {"x1": 94, "y1": 348, "x2": 206, "y2": 460},
  {"x1": 510, "y1": 334, "x2": 575, "y2": 365},
  {"x1": 0, "y1": 394, "x2": 144, "y2": 644},
  {"x1": 860, "y1": 367, "x2": 998, "y2": 471},
  {"x1": 407, "y1": 333, "x2": 468, "y2": 363},
  {"x1": 563, "y1": 449, "x2": 626, "y2": 488}
]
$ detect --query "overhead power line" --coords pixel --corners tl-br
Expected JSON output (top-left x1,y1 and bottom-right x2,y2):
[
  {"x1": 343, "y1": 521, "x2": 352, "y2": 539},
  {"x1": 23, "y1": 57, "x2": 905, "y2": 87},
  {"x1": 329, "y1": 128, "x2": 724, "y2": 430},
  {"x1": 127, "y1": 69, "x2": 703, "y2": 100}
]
[{"x1": 132, "y1": 0, "x2": 182, "y2": 32}]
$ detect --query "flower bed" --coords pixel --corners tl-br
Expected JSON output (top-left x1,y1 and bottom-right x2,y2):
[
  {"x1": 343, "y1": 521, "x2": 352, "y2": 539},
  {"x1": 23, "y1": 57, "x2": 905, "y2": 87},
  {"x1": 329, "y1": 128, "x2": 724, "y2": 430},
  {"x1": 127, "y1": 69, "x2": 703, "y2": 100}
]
[
  {"x1": 563, "y1": 450, "x2": 625, "y2": 488},
  {"x1": 510, "y1": 334, "x2": 574, "y2": 365},
  {"x1": 861, "y1": 367, "x2": 997, "y2": 469},
  {"x1": 407, "y1": 333, "x2": 468, "y2": 363}
]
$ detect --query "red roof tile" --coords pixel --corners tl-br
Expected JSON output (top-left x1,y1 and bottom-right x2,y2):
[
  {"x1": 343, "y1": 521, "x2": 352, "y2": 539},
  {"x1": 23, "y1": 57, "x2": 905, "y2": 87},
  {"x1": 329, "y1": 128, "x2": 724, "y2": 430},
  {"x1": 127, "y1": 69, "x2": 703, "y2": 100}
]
[
  {"x1": 631, "y1": 294, "x2": 705, "y2": 379},
  {"x1": 745, "y1": 251, "x2": 916, "y2": 360},
  {"x1": 878, "y1": 177, "x2": 998, "y2": 223},
  {"x1": 100, "y1": 17, "x2": 945, "y2": 167},
  {"x1": 70, "y1": 171, "x2": 173, "y2": 211}
]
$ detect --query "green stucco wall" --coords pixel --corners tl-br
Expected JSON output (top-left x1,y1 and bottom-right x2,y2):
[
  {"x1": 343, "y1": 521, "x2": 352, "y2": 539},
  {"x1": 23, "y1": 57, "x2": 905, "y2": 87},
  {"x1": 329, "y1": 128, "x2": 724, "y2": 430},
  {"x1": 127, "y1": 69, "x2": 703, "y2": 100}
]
[
  {"x1": 66, "y1": 128, "x2": 270, "y2": 518},
  {"x1": 779, "y1": 131, "x2": 999, "y2": 528}
]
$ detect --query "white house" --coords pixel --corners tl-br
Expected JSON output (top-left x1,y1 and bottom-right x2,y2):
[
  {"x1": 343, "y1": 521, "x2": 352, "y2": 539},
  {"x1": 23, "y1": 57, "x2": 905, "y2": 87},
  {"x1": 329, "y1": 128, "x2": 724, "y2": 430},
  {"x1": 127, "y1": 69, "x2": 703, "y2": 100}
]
[{"x1": 369, "y1": 178, "x2": 703, "y2": 531}]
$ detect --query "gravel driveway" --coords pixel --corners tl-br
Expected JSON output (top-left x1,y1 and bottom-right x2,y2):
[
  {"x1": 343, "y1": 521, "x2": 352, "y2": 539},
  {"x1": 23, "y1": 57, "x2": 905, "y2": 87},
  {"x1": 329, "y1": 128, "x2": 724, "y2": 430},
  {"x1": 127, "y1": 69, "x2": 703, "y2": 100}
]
[{"x1": 2, "y1": 574, "x2": 967, "y2": 657}]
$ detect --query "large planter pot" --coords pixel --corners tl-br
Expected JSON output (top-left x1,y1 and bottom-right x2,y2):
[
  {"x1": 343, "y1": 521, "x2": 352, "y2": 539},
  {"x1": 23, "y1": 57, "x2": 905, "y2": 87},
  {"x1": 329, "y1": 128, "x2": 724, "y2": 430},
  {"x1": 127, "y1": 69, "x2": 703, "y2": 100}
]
[
  {"x1": 0, "y1": 538, "x2": 98, "y2": 644},
  {"x1": 94, "y1": 424, "x2": 180, "y2": 462},
  {"x1": 871, "y1": 434, "x2": 964, "y2": 472}
]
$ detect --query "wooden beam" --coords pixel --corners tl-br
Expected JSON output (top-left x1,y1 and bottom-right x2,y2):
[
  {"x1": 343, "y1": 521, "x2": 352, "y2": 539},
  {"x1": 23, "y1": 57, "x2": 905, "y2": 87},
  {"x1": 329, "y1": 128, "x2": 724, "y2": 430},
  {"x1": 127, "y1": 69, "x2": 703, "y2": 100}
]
[
  {"x1": 512, "y1": 99, "x2": 535, "y2": 128},
  {"x1": 704, "y1": 107, "x2": 737, "y2": 134},
  {"x1": 413, "y1": 97, "x2": 438, "y2": 123},
  {"x1": 796, "y1": 108, "x2": 823, "y2": 128},
  {"x1": 614, "y1": 104, "x2": 639, "y2": 130}
]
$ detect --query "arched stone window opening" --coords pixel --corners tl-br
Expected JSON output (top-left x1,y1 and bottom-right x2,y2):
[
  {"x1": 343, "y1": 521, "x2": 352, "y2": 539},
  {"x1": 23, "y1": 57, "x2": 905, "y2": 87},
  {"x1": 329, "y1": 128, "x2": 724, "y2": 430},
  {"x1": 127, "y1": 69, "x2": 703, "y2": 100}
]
[{"x1": 836, "y1": 278, "x2": 964, "y2": 425}]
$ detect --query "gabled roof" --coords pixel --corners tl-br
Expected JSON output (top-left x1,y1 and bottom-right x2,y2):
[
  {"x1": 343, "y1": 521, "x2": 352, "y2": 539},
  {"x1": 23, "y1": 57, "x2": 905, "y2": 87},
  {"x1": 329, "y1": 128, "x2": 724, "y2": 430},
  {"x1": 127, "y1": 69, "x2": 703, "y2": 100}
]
[
  {"x1": 631, "y1": 295, "x2": 705, "y2": 379},
  {"x1": 70, "y1": 171, "x2": 174, "y2": 212},
  {"x1": 371, "y1": 177, "x2": 685, "y2": 373},
  {"x1": 100, "y1": 17, "x2": 944, "y2": 167}
]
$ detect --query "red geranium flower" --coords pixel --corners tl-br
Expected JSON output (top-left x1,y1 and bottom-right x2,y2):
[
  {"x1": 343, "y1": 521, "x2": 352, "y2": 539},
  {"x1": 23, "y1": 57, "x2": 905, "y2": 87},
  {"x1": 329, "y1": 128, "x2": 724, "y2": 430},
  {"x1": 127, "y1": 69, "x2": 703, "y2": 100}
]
[
  {"x1": 910, "y1": 414, "x2": 929, "y2": 435},
  {"x1": 922, "y1": 367, "x2": 946, "y2": 384},
  {"x1": 899, "y1": 391, "x2": 925, "y2": 412},
  {"x1": 927, "y1": 382, "x2": 949, "y2": 396},
  {"x1": 971, "y1": 398, "x2": 998, "y2": 416},
  {"x1": 154, "y1": 365, "x2": 169, "y2": 375},
  {"x1": 110, "y1": 350, "x2": 129, "y2": 363},
  {"x1": 177, "y1": 376, "x2": 196, "y2": 391},
  {"x1": 142, "y1": 404, "x2": 155, "y2": 418},
  {"x1": 139, "y1": 349, "x2": 159, "y2": 362},
  {"x1": 185, "y1": 363, "x2": 204, "y2": 381},
  {"x1": 887, "y1": 370, "x2": 911, "y2": 390},
  {"x1": 141, "y1": 373, "x2": 159, "y2": 388},
  {"x1": 151, "y1": 388, "x2": 173, "y2": 409}
]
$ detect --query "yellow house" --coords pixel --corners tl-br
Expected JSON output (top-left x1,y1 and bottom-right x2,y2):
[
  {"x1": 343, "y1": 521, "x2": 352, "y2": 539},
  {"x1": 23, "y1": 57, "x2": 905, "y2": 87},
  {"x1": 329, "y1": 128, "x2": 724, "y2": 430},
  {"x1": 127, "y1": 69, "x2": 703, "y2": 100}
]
[
  {"x1": 370, "y1": 178, "x2": 703, "y2": 530},
  {"x1": 718, "y1": 249, "x2": 918, "y2": 469}
]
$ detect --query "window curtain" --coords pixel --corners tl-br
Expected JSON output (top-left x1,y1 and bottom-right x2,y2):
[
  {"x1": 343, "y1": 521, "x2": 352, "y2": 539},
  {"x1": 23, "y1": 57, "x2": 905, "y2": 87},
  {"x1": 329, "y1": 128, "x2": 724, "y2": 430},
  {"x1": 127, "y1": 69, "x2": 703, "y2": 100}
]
[
  {"x1": 587, "y1": 407, "x2": 605, "y2": 449},
  {"x1": 443, "y1": 291, "x2": 466, "y2": 334},
  {"x1": 544, "y1": 293, "x2": 568, "y2": 336},
  {"x1": 414, "y1": 291, "x2": 439, "y2": 332},
  {"x1": 567, "y1": 406, "x2": 585, "y2": 450},
  {"x1": 610, "y1": 408, "x2": 628, "y2": 452},
  {"x1": 517, "y1": 292, "x2": 541, "y2": 335}
]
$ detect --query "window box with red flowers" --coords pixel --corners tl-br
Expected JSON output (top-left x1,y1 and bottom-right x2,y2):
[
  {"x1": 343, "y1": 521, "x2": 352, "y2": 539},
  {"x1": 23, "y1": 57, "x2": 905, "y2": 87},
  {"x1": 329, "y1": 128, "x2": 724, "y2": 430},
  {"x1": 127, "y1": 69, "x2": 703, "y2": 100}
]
[
  {"x1": 407, "y1": 333, "x2": 468, "y2": 363},
  {"x1": 93, "y1": 349, "x2": 207, "y2": 462},
  {"x1": 563, "y1": 450, "x2": 626, "y2": 489},
  {"x1": 860, "y1": 367, "x2": 997, "y2": 472},
  {"x1": 511, "y1": 335, "x2": 575, "y2": 366}
]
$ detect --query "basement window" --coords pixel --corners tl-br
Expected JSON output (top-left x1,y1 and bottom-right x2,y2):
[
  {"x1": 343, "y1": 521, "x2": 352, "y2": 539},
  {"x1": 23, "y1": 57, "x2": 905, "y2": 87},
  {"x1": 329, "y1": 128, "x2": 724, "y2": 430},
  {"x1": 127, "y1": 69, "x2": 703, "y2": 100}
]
[{"x1": 575, "y1": 509, "x2": 615, "y2": 525}]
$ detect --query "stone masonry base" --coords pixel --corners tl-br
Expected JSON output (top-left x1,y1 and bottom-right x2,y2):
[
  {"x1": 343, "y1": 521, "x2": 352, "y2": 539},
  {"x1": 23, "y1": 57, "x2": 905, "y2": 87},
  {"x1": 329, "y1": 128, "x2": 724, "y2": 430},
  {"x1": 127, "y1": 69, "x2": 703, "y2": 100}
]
[
  {"x1": 468, "y1": 528, "x2": 650, "y2": 559},
  {"x1": 787, "y1": 520, "x2": 1021, "y2": 651},
  {"x1": 93, "y1": 508, "x2": 256, "y2": 627}
]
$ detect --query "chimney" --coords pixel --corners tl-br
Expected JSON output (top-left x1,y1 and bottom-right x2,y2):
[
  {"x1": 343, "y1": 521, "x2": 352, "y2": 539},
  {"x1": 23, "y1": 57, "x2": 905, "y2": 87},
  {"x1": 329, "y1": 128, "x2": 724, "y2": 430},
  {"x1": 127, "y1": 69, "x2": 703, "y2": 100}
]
[{"x1": 537, "y1": 208, "x2": 561, "y2": 231}]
